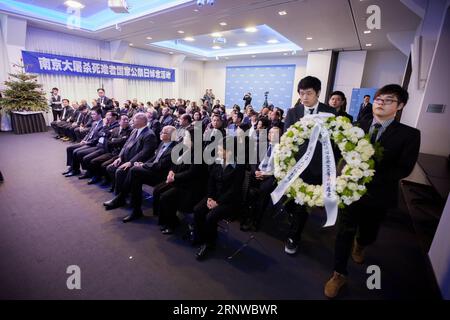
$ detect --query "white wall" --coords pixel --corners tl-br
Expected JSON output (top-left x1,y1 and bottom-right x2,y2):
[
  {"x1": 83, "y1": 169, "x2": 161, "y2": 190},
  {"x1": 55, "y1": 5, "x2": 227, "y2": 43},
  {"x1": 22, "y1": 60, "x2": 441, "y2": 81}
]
[
  {"x1": 333, "y1": 51, "x2": 367, "y2": 103},
  {"x1": 361, "y1": 50, "x2": 408, "y2": 88},
  {"x1": 203, "y1": 56, "x2": 307, "y2": 109},
  {"x1": 306, "y1": 51, "x2": 333, "y2": 103}
]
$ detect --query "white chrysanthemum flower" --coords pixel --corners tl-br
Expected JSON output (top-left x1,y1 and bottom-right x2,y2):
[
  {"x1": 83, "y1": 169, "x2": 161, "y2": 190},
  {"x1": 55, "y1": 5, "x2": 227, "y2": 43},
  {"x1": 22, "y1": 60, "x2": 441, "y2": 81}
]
[{"x1": 345, "y1": 151, "x2": 362, "y2": 166}]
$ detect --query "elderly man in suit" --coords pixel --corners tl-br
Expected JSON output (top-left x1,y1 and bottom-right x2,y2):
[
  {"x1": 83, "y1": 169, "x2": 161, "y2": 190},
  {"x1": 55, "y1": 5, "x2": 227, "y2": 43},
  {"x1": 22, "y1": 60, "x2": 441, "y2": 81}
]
[
  {"x1": 106, "y1": 112, "x2": 157, "y2": 195},
  {"x1": 62, "y1": 108, "x2": 104, "y2": 177},
  {"x1": 103, "y1": 126, "x2": 178, "y2": 223},
  {"x1": 324, "y1": 84, "x2": 420, "y2": 298}
]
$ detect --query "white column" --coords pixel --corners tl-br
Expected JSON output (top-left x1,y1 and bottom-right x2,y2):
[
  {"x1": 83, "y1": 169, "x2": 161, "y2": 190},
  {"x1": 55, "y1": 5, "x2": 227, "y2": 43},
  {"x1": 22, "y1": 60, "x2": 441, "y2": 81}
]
[
  {"x1": 0, "y1": 14, "x2": 27, "y2": 73},
  {"x1": 305, "y1": 50, "x2": 332, "y2": 102},
  {"x1": 333, "y1": 51, "x2": 367, "y2": 102}
]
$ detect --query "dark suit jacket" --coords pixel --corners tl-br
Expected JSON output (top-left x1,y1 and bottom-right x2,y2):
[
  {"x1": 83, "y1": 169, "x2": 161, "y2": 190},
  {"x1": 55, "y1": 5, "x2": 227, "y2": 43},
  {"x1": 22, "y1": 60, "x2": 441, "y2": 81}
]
[
  {"x1": 119, "y1": 127, "x2": 157, "y2": 163},
  {"x1": 96, "y1": 121, "x2": 120, "y2": 149},
  {"x1": 96, "y1": 96, "x2": 113, "y2": 113},
  {"x1": 60, "y1": 106, "x2": 74, "y2": 121},
  {"x1": 284, "y1": 102, "x2": 336, "y2": 132},
  {"x1": 82, "y1": 120, "x2": 104, "y2": 146},
  {"x1": 142, "y1": 141, "x2": 178, "y2": 180},
  {"x1": 357, "y1": 102, "x2": 373, "y2": 122},
  {"x1": 107, "y1": 126, "x2": 133, "y2": 155},
  {"x1": 207, "y1": 164, "x2": 245, "y2": 206},
  {"x1": 358, "y1": 118, "x2": 420, "y2": 208}
]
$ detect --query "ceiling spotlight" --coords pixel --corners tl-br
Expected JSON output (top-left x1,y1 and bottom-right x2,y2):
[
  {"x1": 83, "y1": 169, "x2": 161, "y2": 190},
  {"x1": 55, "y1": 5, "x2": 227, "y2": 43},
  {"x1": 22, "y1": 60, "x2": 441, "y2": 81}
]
[
  {"x1": 364, "y1": 30, "x2": 371, "y2": 34},
  {"x1": 306, "y1": 37, "x2": 313, "y2": 40},
  {"x1": 169, "y1": 51, "x2": 174, "y2": 54},
  {"x1": 215, "y1": 56, "x2": 219, "y2": 60},
  {"x1": 184, "y1": 37, "x2": 195, "y2": 41},
  {"x1": 224, "y1": 57, "x2": 229, "y2": 60},
  {"x1": 64, "y1": 1, "x2": 85, "y2": 9},
  {"x1": 365, "y1": 43, "x2": 372, "y2": 47},
  {"x1": 237, "y1": 42, "x2": 247, "y2": 47},
  {"x1": 129, "y1": 43, "x2": 133, "y2": 46},
  {"x1": 251, "y1": 55, "x2": 256, "y2": 58},
  {"x1": 177, "y1": 30, "x2": 185, "y2": 34},
  {"x1": 212, "y1": 45, "x2": 221, "y2": 49},
  {"x1": 278, "y1": 10, "x2": 287, "y2": 16},
  {"x1": 194, "y1": 9, "x2": 199, "y2": 12},
  {"x1": 219, "y1": 22, "x2": 227, "y2": 26},
  {"x1": 267, "y1": 39, "x2": 279, "y2": 44},
  {"x1": 211, "y1": 32, "x2": 222, "y2": 37},
  {"x1": 318, "y1": 47, "x2": 324, "y2": 50},
  {"x1": 283, "y1": 53, "x2": 288, "y2": 55},
  {"x1": 244, "y1": 27, "x2": 258, "y2": 33},
  {"x1": 146, "y1": 36, "x2": 152, "y2": 40}
]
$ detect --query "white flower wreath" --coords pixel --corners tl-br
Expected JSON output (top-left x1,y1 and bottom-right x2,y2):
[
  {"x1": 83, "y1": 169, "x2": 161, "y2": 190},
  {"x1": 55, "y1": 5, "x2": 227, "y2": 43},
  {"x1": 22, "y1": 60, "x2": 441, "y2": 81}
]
[{"x1": 273, "y1": 115, "x2": 376, "y2": 210}]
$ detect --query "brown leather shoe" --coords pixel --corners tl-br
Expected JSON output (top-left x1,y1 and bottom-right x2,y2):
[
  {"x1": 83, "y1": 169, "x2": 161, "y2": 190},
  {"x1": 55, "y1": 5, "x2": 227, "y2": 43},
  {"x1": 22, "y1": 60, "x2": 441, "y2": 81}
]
[
  {"x1": 352, "y1": 239, "x2": 365, "y2": 264},
  {"x1": 324, "y1": 271, "x2": 346, "y2": 298}
]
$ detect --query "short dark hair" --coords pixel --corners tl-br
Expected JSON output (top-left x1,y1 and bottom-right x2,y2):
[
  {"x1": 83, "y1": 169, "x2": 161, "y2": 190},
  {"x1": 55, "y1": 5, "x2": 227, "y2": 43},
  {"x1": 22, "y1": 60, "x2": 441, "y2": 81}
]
[
  {"x1": 181, "y1": 113, "x2": 192, "y2": 123},
  {"x1": 62, "y1": 98, "x2": 69, "y2": 103},
  {"x1": 298, "y1": 76, "x2": 321, "y2": 94},
  {"x1": 91, "y1": 107, "x2": 102, "y2": 115},
  {"x1": 78, "y1": 105, "x2": 87, "y2": 111},
  {"x1": 258, "y1": 117, "x2": 270, "y2": 128},
  {"x1": 364, "y1": 95, "x2": 371, "y2": 99},
  {"x1": 235, "y1": 112, "x2": 244, "y2": 121},
  {"x1": 52, "y1": 87, "x2": 58, "y2": 91},
  {"x1": 375, "y1": 84, "x2": 409, "y2": 105},
  {"x1": 109, "y1": 111, "x2": 118, "y2": 119},
  {"x1": 330, "y1": 91, "x2": 347, "y2": 111},
  {"x1": 97, "y1": 88, "x2": 105, "y2": 93}
]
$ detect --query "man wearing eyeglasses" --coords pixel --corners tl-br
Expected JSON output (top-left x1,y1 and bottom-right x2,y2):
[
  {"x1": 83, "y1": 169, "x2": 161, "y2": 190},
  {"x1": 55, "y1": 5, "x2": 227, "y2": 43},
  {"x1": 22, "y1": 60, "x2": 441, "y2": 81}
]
[{"x1": 324, "y1": 84, "x2": 421, "y2": 298}]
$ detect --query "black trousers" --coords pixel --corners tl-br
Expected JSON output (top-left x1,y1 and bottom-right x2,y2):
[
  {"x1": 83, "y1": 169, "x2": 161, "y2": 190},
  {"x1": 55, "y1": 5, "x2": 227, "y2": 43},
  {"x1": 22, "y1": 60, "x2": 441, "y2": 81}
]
[
  {"x1": 66, "y1": 143, "x2": 88, "y2": 167},
  {"x1": 52, "y1": 109, "x2": 62, "y2": 122},
  {"x1": 89, "y1": 153, "x2": 117, "y2": 179},
  {"x1": 245, "y1": 175, "x2": 276, "y2": 228},
  {"x1": 128, "y1": 166, "x2": 164, "y2": 209},
  {"x1": 75, "y1": 127, "x2": 89, "y2": 141},
  {"x1": 193, "y1": 197, "x2": 236, "y2": 246},
  {"x1": 152, "y1": 182, "x2": 174, "y2": 218},
  {"x1": 51, "y1": 120, "x2": 63, "y2": 134},
  {"x1": 81, "y1": 148, "x2": 105, "y2": 171},
  {"x1": 158, "y1": 186, "x2": 201, "y2": 228},
  {"x1": 285, "y1": 201, "x2": 309, "y2": 243},
  {"x1": 334, "y1": 196, "x2": 386, "y2": 275},
  {"x1": 72, "y1": 146, "x2": 97, "y2": 172}
]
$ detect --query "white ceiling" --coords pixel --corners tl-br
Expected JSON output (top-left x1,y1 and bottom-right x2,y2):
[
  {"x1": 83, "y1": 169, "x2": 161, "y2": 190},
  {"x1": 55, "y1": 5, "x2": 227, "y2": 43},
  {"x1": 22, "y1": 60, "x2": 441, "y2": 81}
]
[{"x1": 0, "y1": 0, "x2": 422, "y2": 59}]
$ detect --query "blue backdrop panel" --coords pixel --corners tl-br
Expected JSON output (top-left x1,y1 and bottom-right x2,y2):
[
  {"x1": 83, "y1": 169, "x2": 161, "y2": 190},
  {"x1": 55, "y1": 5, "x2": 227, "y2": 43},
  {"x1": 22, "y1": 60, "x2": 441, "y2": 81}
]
[
  {"x1": 348, "y1": 87, "x2": 378, "y2": 120},
  {"x1": 225, "y1": 64, "x2": 296, "y2": 111}
]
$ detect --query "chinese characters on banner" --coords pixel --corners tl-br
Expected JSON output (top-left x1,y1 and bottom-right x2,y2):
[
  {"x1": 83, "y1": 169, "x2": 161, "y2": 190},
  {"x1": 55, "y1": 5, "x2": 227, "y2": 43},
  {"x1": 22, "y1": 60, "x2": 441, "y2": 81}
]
[{"x1": 21, "y1": 51, "x2": 175, "y2": 82}]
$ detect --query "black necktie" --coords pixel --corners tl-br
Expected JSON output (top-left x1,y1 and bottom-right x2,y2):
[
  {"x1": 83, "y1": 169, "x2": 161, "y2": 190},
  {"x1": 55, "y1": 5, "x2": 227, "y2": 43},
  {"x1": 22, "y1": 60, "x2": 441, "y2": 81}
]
[
  {"x1": 370, "y1": 123, "x2": 382, "y2": 144},
  {"x1": 308, "y1": 108, "x2": 314, "y2": 115}
]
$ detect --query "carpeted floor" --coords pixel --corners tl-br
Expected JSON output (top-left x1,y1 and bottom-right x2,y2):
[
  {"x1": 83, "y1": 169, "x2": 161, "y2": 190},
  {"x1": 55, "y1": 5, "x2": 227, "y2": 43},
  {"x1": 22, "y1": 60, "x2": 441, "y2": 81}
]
[{"x1": 0, "y1": 130, "x2": 442, "y2": 300}]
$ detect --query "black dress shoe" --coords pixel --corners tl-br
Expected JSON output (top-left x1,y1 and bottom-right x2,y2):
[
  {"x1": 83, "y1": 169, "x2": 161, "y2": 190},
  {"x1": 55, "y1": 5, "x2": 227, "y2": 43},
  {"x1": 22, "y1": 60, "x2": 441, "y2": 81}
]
[
  {"x1": 64, "y1": 170, "x2": 80, "y2": 177},
  {"x1": 78, "y1": 173, "x2": 90, "y2": 180},
  {"x1": 122, "y1": 212, "x2": 143, "y2": 223},
  {"x1": 161, "y1": 228, "x2": 174, "y2": 235},
  {"x1": 108, "y1": 186, "x2": 115, "y2": 193},
  {"x1": 62, "y1": 168, "x2": 72, "y2": 175},
  {"x1": 87, "y1": 176, "x2": 100, "y2": 185},
  {"x1": 103, "y1": 197, "x2": 125, "y2": 210},
  {"x1": 195, "y1": 244, "x2": 214, "y2": 261},
  {"x1": 54, "y1": 135, "x2": 61, "y2": 139}
]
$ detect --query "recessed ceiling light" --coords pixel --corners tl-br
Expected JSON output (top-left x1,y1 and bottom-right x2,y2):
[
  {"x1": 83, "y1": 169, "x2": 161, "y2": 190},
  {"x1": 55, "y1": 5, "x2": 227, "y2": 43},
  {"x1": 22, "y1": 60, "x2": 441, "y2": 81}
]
[
  {"x1": 129, "y1": 43, "x2": 133, "y2": 46},
  {"x1": 146, "y1": 36, "x2": 152, "y2": 40},
  {"x1": 244, "y1": 27, "x2": 258, "y2": 33},
  {"x1": 364, "y1": 30, "x2": 371, "y2": 34},
  {"x1": 219, "y1": 22, "x2": 227, "y2": 26},
  {"x1": 318, "y1": 47, "x2": 324, "y2": 50},
  {"x1": 251, "y1": 55, "x2": 256, "y2": 58},
  {"x1": 237, "y1": 42, "x2": 247, "y2": 47},
  {"x1": 211, "y1": 32, "x2": 223, "y2": 37},
  {"x1": 177, "y1": 30, "x2": 185, "y2": 34},
  {"x1": 267, "y1": 39, "x2": 279, "y2": 44},
  {"x1": 283, "y1": 53, "x2": 288, "y2": 55},
  {"x1": 64, "y1": 1, "x2": 85, "y2": 9},
  {"x1": 365, "y1": 43, "x2": 372, "y2": 47},
  {"x1": 169, "y1": 51, "x2": 174, "y2": 54},
  {"x1": 184, "y1": 37, "x2": 195, "y2": 42},
  {"x1": 306, "y1": 37, "x2": 313, "y2": 40},
  {"x1": 224, "y1": 57, "x2": 229, "y2": 60},
  {"x1": 278, "y1": 10, "x2": 287, "y2": 16},
  {"x1": 212, "y1": 45, "x2": 221, "y2": 50}
]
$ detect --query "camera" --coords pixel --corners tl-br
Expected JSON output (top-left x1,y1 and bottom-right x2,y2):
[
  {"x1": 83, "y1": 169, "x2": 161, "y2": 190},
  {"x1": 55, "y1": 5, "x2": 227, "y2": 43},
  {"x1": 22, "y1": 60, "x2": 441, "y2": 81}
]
[{"x1": 264, "y1": 91, "x2": 269, "y2": 95}]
